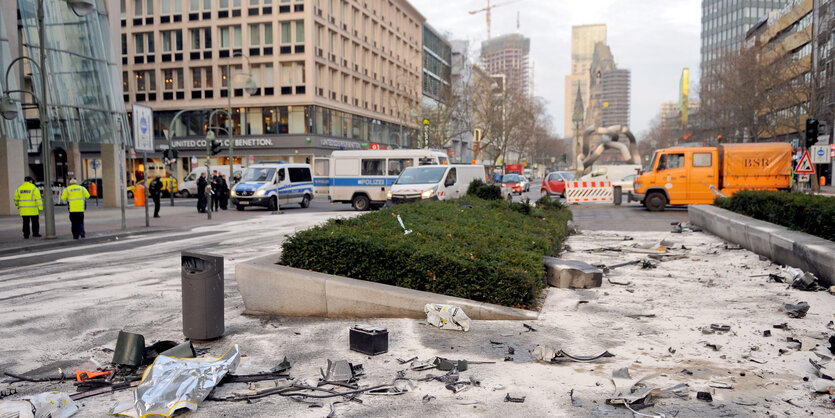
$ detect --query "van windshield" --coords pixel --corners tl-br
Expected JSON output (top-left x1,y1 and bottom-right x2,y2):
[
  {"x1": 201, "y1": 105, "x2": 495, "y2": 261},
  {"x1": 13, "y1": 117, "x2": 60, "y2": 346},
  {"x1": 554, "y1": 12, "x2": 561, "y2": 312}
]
[
  {"x1": 395, "y1": 167, "x2": 448, "y2": 185},
  {"x1": 242, "y1": 167, "x2": 275, "y2": 182}
]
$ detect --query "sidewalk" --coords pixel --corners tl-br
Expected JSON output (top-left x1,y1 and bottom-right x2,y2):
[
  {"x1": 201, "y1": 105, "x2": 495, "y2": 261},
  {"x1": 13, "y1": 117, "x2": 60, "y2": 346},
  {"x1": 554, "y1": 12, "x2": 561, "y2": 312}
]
[
  {"x1": 0, "y1": 199, "x2": 251, "y2": 255},
  {"x1": 820, "y1": 184, "x2": 835, "y2": 196}
]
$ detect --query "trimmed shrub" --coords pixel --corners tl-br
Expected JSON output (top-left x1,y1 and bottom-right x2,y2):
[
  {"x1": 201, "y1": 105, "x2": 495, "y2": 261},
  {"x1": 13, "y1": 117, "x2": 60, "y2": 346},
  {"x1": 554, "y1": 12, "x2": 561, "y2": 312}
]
[
  {"x1": 715, "y1": 191, "x2": 835, "y2": 241},
  {"x1": 466, "y1": 179, "x2": 502, "y2": 201},
  {"x1": 280, "y1": 196, "x2": 572, "y2": 309}
]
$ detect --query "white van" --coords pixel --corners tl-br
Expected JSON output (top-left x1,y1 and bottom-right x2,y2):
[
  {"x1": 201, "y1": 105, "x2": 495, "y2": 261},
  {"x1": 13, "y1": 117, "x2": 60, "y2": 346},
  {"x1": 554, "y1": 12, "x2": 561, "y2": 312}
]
[
  {"x1": 314, "y1": 149, "x2": 450, "y2": 211},
  {"x1": 388, "y1": 165, "x2": 487, "y2": 204},
  {"x1": 230, "y1": 163, "x2": 313, "y2": 211},
  {"x1": 180, "y1": 165, "x2": 245, "y2": 197}
]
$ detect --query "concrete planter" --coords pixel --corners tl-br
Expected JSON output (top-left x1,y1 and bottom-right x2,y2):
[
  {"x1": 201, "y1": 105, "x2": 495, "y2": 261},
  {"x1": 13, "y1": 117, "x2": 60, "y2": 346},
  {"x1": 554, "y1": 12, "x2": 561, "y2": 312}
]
[
  {"x1": 689, "y1": 205, "x2": 835, "y2": 286},
  {"x1": 236, "y1": 255, "x2": 539, "y2": 320}
]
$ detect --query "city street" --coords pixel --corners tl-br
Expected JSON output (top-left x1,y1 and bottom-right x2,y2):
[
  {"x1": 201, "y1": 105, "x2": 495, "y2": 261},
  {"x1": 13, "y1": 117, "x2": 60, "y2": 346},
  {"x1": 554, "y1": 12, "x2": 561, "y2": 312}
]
[{"x1": 1, "y1": 198, "x2": 833, "y2": 416}]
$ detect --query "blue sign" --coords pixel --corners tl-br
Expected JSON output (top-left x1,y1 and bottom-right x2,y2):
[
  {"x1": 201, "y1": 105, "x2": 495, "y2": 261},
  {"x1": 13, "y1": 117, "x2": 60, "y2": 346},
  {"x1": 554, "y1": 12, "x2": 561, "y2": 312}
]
[
  {"x1": 140, "y1": 117, "x2": 148, "y2": 134},
  {"x1": 817, "y1": 148, "x2": 826, "y2": 158}
]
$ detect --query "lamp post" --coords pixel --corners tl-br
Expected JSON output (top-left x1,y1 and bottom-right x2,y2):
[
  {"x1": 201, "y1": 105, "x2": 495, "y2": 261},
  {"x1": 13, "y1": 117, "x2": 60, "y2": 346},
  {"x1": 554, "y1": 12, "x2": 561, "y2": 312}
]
[
  {"x1": 0, "y1": 0, "x2": 96, "y2": 239},
  {"x1": 225, "y1": 52, "x2": 256, "y2": 182}
]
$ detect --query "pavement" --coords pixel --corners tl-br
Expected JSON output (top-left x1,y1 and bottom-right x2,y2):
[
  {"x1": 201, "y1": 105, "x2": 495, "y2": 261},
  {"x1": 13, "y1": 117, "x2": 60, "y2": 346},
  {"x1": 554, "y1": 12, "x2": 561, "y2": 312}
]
[
  {"x1": 1, "y1": 197, "x2": 834, "y2": 416},
  {"x1": 0, "y1": 196, "x2": 350, "y2": 255}
]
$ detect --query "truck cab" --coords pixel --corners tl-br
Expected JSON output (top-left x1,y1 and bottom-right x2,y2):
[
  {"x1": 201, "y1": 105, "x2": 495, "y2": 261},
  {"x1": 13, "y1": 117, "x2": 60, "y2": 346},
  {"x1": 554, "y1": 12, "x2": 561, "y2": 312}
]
[{"x1": 632, "y1": 147, "x2": 719, "y2": 211}]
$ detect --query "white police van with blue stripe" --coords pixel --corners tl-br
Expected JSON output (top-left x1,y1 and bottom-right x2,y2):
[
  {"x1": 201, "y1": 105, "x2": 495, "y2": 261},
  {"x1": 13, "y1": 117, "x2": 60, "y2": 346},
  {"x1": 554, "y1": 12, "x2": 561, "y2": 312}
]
[
  {"x1": 314, "y1": 150, "x2": 449, "y2": 211},
  {"x1": 230, "y1": 162, "x2": 313, "y2": 211}
]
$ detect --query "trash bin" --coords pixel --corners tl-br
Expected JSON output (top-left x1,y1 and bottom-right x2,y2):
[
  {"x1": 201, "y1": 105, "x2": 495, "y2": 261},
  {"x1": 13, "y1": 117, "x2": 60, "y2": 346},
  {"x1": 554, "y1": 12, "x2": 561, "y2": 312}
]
[
  {"x1": 181, "y1": 251, "x2": 224, "y2": 340},
  {"x1": 613, "y1": 186, "x2": 622, "y2": 206},
  {"x1": 134, "y1": 184, "x2": 146, "y2": 207}
]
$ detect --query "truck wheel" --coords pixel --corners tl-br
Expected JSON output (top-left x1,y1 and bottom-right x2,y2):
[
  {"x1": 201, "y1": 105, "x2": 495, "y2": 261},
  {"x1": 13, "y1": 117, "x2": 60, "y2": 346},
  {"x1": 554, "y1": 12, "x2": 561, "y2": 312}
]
[
  {"x1": 300, "y1": 194, "x2": 311, "y2": 208},
  {"x1": 268, "y1": 196, "x2": 278, "y2": 212},
  {"x1": 352, "y1": 195, "x2": 370, "y2": 211},
  {"x1": 613, "y1": 187, "x2": 622, "y2": 206},
  {"x1": 646, "y1": 192, "x2": 667, "y2": 212}
]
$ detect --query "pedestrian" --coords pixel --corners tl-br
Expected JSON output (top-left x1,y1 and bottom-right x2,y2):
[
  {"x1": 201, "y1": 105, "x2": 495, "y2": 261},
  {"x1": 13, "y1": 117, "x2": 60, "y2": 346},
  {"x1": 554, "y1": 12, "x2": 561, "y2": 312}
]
[
  {"x1": 233, "y1": 172, "x2": 242, "y2": 185},
  {"x1": 197, "y1": 172, "x2": 208, "y2": 213},
  {"x1": 60, "y1": 178, "x2": 90, "y2": 239},
  {"x1": 211, "y1": 171, "x2": 220, "y2": 212},
  {"x1": 219, "y1": 174, "x2": 229, "y2": 210},
  {"x1": 14, "y1": 176, "x2": 43, "y2": 239},
  {"x1": 149, "y1": 176, "x2": 163, "y2": 218}
]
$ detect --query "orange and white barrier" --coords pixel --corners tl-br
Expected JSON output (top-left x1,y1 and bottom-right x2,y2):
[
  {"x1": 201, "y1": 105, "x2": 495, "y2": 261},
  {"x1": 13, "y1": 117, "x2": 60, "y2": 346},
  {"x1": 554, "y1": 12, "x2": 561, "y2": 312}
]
[{"x1": 565, "y1": 181, "x2": 614, "y2": 203}]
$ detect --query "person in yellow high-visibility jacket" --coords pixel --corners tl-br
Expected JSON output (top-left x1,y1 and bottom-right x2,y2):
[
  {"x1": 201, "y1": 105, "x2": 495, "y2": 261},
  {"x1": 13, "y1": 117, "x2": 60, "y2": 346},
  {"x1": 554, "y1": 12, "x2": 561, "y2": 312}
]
[
  {"x1": 14, "y1": 176, "x2": 43, "y2": 239},
  {"x1": 61, "y1": 178, "x2": 91, "y2": 239}
]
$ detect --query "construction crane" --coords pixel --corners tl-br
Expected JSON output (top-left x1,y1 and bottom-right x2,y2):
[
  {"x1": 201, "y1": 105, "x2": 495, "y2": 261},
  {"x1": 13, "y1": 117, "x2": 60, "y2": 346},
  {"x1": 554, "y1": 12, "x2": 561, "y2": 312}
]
[{"x1": 468, "y1": 0, "x2": 524, "y2": 40}]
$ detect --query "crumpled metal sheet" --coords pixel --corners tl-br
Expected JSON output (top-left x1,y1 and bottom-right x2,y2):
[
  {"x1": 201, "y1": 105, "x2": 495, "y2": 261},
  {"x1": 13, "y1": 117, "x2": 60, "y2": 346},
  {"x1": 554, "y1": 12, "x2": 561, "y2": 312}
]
[{"x1": 110, "y1": 344, "x2": 240, "y2": 417}]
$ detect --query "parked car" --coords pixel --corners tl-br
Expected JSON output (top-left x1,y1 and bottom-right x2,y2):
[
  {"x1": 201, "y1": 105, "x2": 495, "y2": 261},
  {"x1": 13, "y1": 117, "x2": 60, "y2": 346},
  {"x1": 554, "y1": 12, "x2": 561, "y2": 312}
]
[
  {"x1": 518, "y1": 175, "x2": 531, "y2": 192},
  {"x1": 80, "y1": 178, "x2": 102, "y2": 198},
  {"x1": 540, "y1": 171, "x2": 575, "y2": 198},
  {"x1": 501, "y1": 174, "x2": 525, "y2": 195}
]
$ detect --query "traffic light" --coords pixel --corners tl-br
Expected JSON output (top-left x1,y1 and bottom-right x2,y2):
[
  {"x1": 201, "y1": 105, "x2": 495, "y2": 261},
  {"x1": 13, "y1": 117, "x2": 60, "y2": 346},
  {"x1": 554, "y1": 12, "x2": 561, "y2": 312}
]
[
  {"x1": 210, "y1": 139, "x2": 222, "y2": 155},
  {"x1": 171, "y1": 149, "x2": 179, "y2": 159},
  {"x1": 805, "y1": 118, "x2": 819, "y2": 148}
]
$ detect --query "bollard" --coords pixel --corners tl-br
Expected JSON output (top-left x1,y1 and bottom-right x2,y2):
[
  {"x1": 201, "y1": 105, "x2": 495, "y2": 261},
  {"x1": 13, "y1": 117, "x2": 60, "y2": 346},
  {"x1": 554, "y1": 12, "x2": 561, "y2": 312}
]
[{"x1": 181, "y1": 251, "x2": 224, "y2": 340}]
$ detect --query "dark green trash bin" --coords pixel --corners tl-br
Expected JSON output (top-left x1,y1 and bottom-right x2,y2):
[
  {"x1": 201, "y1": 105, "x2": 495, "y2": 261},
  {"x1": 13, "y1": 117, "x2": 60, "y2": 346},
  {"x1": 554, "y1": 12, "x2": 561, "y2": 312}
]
[{"x1": 181, "y1": 251, "x2": 224, "y2": 340}]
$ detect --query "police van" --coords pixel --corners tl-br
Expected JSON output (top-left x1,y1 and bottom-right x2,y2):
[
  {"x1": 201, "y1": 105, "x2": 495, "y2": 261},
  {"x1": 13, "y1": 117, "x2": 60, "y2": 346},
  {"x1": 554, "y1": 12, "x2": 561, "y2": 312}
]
[
  {"x1": 230, "y1": 162, "x2": 313, "y2": 211},
  {"x1": 314, "y1": 150, "x2": 449, "y2": 211}
]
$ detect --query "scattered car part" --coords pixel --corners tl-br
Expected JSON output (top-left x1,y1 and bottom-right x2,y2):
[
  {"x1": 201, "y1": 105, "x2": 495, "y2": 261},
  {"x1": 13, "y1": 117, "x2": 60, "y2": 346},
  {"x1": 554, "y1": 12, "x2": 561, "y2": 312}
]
[
  {"x1": 784, "y1": 302, "x2": 810, "y2": 318},
  {"x1": 697, "y1": 391, "x2": 713, "y2": 402},
  {"x1": 112, "y1": 331, "x2": 146, "y2": 367},
  {"x1": 504, "y1": 393, "x2": 526, "y2": 403},
  {"x1": 349, "y1": 325, "x2": 389, "y2": 356}
]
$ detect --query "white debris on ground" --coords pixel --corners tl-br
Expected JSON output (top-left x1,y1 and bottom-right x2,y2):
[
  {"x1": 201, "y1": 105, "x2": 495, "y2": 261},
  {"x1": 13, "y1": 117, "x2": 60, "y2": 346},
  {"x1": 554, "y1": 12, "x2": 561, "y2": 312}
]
[{"x1": 1, "y1": 222, "x2": 834, "y2": 417}]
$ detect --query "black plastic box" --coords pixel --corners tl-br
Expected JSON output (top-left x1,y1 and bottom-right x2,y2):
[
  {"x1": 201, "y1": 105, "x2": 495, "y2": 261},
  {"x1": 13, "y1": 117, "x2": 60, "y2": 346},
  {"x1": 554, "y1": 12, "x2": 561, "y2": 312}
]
[{"x1": 349, "y1": 325, "x2": 388, "y2": 355}]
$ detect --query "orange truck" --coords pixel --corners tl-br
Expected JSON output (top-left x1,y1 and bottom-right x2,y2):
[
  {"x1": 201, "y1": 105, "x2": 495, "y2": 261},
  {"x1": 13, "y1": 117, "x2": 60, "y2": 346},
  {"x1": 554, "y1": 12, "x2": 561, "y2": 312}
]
[{"x1": 630, "y1": 143, "x2": 793, "y2": 211}]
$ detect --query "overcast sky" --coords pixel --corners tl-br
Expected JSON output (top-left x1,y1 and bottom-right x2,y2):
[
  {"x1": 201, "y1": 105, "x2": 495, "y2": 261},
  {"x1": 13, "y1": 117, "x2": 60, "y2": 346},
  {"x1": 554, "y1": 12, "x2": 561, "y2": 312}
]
[{"x1": 410, "y1": 0, "x2": 702, "y2": 137}]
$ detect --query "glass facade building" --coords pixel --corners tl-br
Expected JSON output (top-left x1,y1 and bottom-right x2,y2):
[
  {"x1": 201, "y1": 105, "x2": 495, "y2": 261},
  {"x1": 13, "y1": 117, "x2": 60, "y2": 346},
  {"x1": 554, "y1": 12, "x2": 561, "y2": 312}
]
[{"x1": 16, "y1": 0, "x2": 129, "y2": 147}]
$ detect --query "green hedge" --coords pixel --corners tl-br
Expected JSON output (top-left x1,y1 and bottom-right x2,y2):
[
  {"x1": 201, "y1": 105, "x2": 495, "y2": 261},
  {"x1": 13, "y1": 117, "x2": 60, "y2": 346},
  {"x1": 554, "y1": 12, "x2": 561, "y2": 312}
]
[
  {"x1": 466, "y1": 179, "x2": 502, "y2": 201},
  {"x1": 715, "y1": 191, "x2": 835, "y2": 241},
  {"x1": 280, "y1": 196, "x2": 572, "y2": 309}
]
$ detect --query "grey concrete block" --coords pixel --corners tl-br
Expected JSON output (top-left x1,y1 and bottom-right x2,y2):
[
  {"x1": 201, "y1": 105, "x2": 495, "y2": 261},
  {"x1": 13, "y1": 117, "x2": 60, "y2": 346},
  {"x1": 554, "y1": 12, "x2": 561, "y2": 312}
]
[
  {"x1": 690, "y1": 205, "x2": 834, "y2": 287},
  {"x1": 544, "y1": 257, "x2": 603, "y2": 289},
  {"x1": 236, "y1": 255, "x2": 538, "y2": 320}
]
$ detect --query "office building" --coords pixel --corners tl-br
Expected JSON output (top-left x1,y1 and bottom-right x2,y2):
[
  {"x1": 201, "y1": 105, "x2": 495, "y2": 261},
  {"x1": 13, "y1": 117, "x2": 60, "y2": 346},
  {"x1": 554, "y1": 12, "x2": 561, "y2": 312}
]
[
  {"x1": 700, "y1": 0, "x2": 790, "y2": 90},
  {"x1": 421, "y1": 23, "x2": 451, "y2": 151},
  {"x1": 744, "y1": 0, "x2": 812, "y2": 141},
  {"x1": 480, "y1": 32, "x2": 530, "y2": 94},
  {"x1": 564, "y1": 24, "x2": 606, "y2": 139},
  {"x1": 121, "y1": 0, "x2": 426, "y2": 175}
]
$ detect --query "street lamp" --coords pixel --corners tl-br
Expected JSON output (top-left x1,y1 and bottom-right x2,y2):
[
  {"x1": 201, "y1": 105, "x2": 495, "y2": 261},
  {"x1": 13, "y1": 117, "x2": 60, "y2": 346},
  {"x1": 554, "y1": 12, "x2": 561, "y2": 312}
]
[
  {"x1": 0, "y1": 0, "x2": 96, "y2": 239},
  {"x1": 225, "y1": 52, "x2": 256, "y2": 182}
]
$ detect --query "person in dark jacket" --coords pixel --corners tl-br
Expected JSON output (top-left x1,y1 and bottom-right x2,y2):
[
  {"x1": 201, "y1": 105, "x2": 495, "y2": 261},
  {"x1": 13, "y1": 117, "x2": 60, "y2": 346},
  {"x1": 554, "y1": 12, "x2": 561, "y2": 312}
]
[
  {"x1": 211, "y1": 171, "x2": 220, "y2": 211},
  {"x1": 149, "y1": 177, "x2": 163, "y2": 218},
  {"x1": 196, "y1": 172, "x2": 208, "y2": 213},
  {"x1": 219, "y1": 174, "x2": 230, "y2": 210}
]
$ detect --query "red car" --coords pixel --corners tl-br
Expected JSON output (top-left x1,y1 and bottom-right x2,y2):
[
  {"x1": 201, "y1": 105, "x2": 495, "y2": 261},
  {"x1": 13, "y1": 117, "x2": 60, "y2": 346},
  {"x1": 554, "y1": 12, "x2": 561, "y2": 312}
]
[
  {"x1": 501, "y1": 174, "x2": 525, "y2": 194},
  {"x1": 540, "y1": 171, "x2": 575, "y2": 198}
]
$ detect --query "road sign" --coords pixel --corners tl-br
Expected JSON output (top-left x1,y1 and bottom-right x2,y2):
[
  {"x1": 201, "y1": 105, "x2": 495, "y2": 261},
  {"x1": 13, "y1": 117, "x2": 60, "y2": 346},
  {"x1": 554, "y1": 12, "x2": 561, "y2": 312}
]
[
  {"x1": 130, "y1": 148, "x2": 136, "y2": 158},
  {"x1": 132, "y1": 104, "x2": 154, "y2": 152},
  {"x1": 810, "y1": 145, "x2": 831, "y2": 164},
  {"x1": 423, "y1": 118, "x2": 430, "y2": 126},
  {"x1": 795, "y1": 150, "x2": 815, "y2": 174},
  {"x1": 798, "y1": 174, "x2": 810, "y2": 182},
  {"x1": 89, "y1": 159, "x2": 101, "y2": 170}
]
